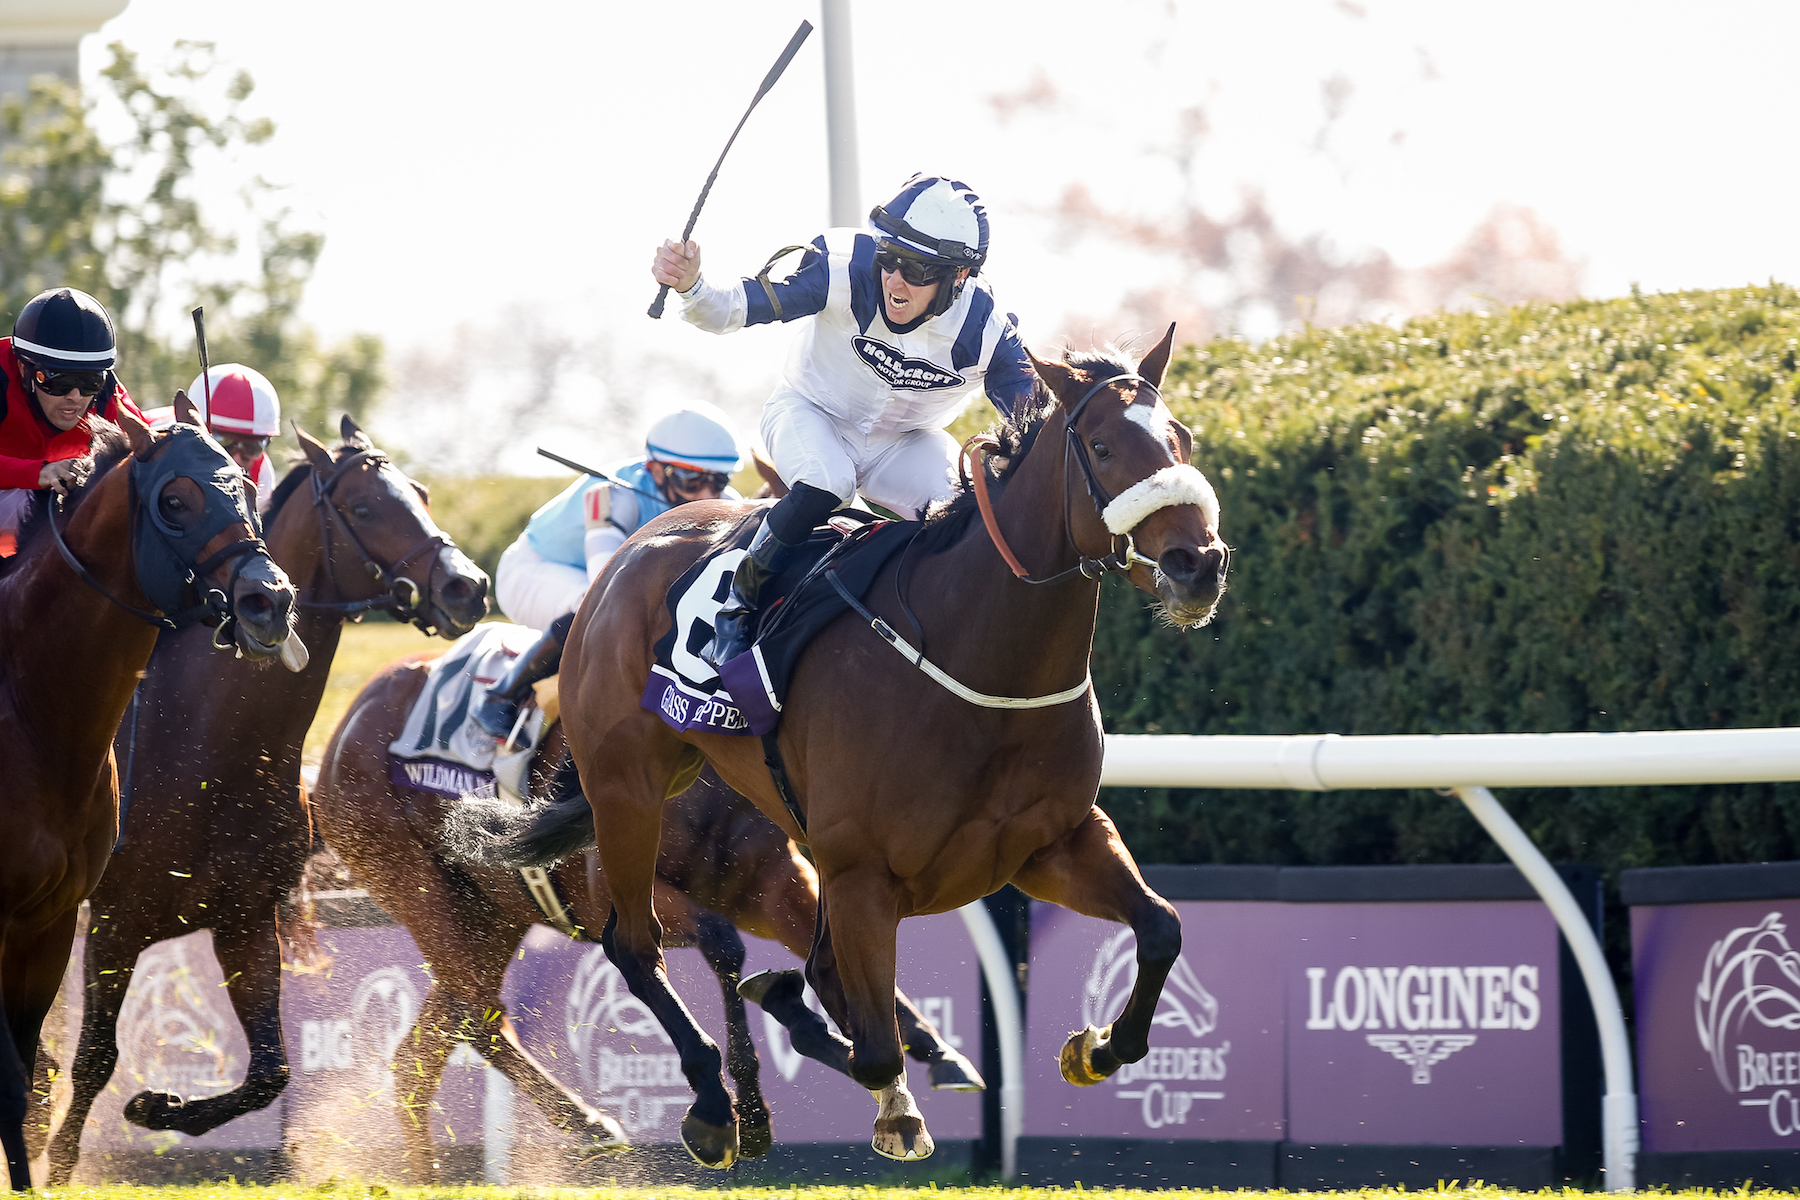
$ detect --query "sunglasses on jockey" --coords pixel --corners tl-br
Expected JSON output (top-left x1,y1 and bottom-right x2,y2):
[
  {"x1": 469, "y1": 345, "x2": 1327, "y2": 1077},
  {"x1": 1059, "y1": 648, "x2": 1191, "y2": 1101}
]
[
  {"x1": 217, "y1": 434, "x2": 272, "y2": 458},
  {"x1": 661, "y1": 463, "x2": 730, "y2": 493},
  {"x1": 29, "y1": 366, "x2": 107, "y2": 398},
  {"x1": 874, "y1": 243, "x2": 959, "y2": 289}
]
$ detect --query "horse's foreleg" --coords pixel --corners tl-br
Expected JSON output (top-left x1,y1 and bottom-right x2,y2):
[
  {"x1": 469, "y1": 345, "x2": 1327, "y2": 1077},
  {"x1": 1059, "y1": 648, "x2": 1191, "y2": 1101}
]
[
  {"x1": 896, "y1": 988, "x2": 985, "y2": 1091},
  {"x1": 814, "y1": 875, "x2": 932, "y2": 1162},
  {"x1": 124, "y1": 921, "x2": 288, "y2": 1135},
  {"x1": 6, "y1": 912, "x2": 79, "y2": 1189},
  {"x1": 586, "y1": 737, "x2": 738, "y2": 1169},
  {"x1": 45, "y1": 926, "x2": 134, "y2": 1186},
  {"x1": 1012, "y1": 806, "x2": 1180, "y2": 1085},
  {"x1": 690, "y1": 910, "x2": 770, "y2": 1158}
]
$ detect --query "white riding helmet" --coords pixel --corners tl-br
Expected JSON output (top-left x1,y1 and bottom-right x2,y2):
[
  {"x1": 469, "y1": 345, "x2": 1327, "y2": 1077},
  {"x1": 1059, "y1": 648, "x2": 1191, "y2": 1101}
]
[
  {"x1": 645, "y1": 402, "x2": 744, "y2": 473},
  {"x1": 868, "y1": 175, "x2": 989, "y2": 275},
  {"x1": 187, "y1": 364, "x2": 280, "y2": 438}
]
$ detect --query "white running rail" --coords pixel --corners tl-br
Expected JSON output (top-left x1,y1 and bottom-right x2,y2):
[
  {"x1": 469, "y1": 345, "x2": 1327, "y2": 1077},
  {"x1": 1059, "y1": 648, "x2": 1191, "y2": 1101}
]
[{"x1": 1081, "y1": 727, "x2": 1800, "y2": 1192}]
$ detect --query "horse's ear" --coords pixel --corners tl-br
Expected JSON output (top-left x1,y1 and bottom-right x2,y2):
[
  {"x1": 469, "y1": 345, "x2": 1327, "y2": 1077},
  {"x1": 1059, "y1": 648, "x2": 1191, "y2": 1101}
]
[
  {"x1": 340, "y1": 412, "x2": 372, "y2": 449},
  {"x1": 292, "y1": 420, "x2": 334, "y2": 470},
  {"x1": 1138, "y1": 323, "x2": 1178, "y2": 390},
  {"x1": 117, "y1": 404, "x2": 156, "y2": 457},
  {"x1": 173, "y1": 388, "x2": 202, "y2": 428},
  {"x1": 1028, "y1": 349, "x2": 1078, "y2": 404}
]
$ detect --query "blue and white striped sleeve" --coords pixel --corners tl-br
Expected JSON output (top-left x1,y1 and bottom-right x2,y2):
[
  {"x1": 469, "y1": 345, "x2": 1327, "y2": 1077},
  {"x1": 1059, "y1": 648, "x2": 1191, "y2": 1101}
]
[
  {"x1": 983, "y1": 320, "x2": 1035, "y2": 418},
  {"x1": 743, "y1": 236, "x2": 831, "y2": 327}
]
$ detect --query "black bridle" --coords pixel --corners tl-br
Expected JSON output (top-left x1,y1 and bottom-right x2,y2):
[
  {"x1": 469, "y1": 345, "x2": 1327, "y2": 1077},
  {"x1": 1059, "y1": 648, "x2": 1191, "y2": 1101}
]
[
  {"x1": 294, "y1": 447, "x2": 458, "y2": 634},
  {"x1": 49, "y1": 436, "x2": 270, "y2": 639}
]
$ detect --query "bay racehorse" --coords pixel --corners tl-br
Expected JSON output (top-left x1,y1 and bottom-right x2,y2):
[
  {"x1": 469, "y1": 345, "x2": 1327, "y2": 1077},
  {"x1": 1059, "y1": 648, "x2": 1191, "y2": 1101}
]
[
  {"x1": 40, "y1": 416, "x2": 489, "y2": 1185},
  {"x1": 0, "y1": 398, "x2": 296, "y2": 1189},
  {"x1": 317, "y1": 649, "x2": 982, "y2": 1178},
  {"x1": 464, "y1": 327, "x2": 1227, "y2": 1167}
]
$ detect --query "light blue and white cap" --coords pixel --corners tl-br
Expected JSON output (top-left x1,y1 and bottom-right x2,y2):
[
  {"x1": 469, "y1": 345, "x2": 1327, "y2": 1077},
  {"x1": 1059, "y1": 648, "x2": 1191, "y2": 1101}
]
[{"x1": 645, "y1": 401, "x2": 745, "y2": 472}]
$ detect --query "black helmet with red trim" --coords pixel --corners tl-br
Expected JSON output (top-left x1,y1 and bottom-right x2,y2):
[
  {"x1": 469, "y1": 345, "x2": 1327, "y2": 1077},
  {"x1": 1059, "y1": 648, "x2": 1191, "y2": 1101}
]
[{"x1": 12, "y1": 288, "x2": 117, "y2": 371}]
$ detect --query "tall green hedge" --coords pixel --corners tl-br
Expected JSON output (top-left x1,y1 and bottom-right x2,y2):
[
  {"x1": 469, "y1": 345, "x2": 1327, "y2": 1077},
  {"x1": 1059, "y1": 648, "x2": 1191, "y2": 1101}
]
[{"x1": 1097, "y1": 284, "x2": 1800, "y2": 879}]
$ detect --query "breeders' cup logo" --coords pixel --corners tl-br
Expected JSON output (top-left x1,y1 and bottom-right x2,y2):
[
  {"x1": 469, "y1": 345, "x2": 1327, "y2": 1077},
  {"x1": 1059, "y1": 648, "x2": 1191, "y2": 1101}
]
[
  {"x1": 116, "y1": 939, "x2": 240, "y2": 1099},
  {"x1": 349, "y1": 966, "x2": 422, "y2": 1098},
  {"x1": 1083, "y1": 930, "x2": 1228, "y2": 1129},
  {"x1": 852, "y1": 337, "x2": 965, "y2": 390},
  {"x1": 1694, "y1": 912, "x2": 1800, "y2": 1135},
  {"x1": 566, "y1": 946, "x2": 688, "y2": 1136},
  {"x1": 1304, "y1": 963, "x2": 1542, "y2": 1084}
]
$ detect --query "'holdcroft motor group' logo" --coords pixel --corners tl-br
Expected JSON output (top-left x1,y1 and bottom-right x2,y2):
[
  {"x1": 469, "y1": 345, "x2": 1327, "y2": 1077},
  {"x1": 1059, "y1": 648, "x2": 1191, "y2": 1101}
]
[
  {"x1": 1695, "y1": 912, "x2": 1800, "y2": 1136},
  {"x1": 1304, "y1": 963, "x2": 1542, "y2": 1084},
  {"x1": 1083, "y1": 930, "x2": 1229, "y2": 1130},
  {"x1": 852, "y1": 337, "x2": 965, "y2": 391}
]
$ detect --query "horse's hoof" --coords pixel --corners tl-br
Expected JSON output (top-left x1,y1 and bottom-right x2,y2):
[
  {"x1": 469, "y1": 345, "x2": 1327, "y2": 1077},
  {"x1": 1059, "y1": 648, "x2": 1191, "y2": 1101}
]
[
  {"x1": 928, "y1": 1050, "x2": 986, "y2": 1092},
  {"x1": 1059, "y1": 1023, "x2": 1112, "y2": 1086},
  {"x1": 679, "y1": 1111, "x2": 739, "y2": 1169},
  {"x1": 739, "y1": 1106, "x2": 773, "y2": 1159},
  {"x1": 872, "y1": 1114, "x2": 936, "y2": 1161},
  {"x1": 737, "y1": 968, "x2": 802, "y2": 1007},
  {"x1": 123, "y1": 1089, "x2": 187, "y2": 1130}
]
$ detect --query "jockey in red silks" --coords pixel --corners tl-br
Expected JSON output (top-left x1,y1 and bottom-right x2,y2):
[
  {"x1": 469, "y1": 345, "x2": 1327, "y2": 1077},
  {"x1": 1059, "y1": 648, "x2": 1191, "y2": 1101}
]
[
  {"x1": 144, "y1": 364, "x2": 281, "y2": 515},
  {"x1": 0, "y1": 288, "x2": 145, "y2": 556}
]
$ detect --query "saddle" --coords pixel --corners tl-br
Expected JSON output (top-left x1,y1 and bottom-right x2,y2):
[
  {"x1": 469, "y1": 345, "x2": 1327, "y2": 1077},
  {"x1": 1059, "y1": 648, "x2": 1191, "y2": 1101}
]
[
  {"x1": 643, "y1": 511, "x2": 915, "y2": 738},
  {"x1": 389, "y1": 622, "x2": 581, "y2": 937}
]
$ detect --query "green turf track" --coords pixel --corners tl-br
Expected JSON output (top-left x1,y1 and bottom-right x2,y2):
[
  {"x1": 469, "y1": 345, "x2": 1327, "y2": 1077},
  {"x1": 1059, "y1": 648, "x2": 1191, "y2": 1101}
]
[{"x1": 21, "y1": 1186, "x2": 1799, "y2": 1199}]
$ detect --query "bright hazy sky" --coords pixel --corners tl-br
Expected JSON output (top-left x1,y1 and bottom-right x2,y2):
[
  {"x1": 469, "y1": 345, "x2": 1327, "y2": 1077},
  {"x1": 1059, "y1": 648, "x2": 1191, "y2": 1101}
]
[{"x1": 83, "y1": 0, "x2": 1800, "y2": 466}]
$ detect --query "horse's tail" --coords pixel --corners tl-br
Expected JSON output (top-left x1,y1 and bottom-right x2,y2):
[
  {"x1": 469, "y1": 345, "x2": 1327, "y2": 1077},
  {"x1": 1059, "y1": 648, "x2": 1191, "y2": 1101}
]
[{"x1": 441, "y1": 756, "x2": 597, "y2": 868}]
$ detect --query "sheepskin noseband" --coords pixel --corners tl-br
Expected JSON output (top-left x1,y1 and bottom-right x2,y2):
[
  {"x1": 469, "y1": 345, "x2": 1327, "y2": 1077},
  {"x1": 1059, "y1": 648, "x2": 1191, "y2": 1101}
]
[{"x1": 1101, "y1": 464, "x2": 1220, "y2": 536}]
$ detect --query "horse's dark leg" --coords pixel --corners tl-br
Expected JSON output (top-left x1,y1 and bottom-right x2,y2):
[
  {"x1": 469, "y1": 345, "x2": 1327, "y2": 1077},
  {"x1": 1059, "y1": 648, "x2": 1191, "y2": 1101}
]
[
  {"x1": 585, "y1": 734, "x2": 738, "y2": 1169},
  {"x1": 738, "y1": 970, "x2": 853, "y2": 1075},
  {"x1": 896, "y1": 989, "x2": 985, "y2": 1091},
  {"x1": 1011, "y1": 806, "x2": 1181, "y2": 1085},
  {"x1": 691, "y1": 910, "x2": 771, "y2": 1158},
  {"x1": 811, "y1": 875, "x2": 934, "y2": 1162},
  {"x1": 44, "y1": 923, "x2": 135, "y2": 1185},
  {"x1": 123, "y1": 922, "x2": 287, "y2": 1135},
  {"x1": 5, "y1": 912, "x2": 79, "y2": 1189}
]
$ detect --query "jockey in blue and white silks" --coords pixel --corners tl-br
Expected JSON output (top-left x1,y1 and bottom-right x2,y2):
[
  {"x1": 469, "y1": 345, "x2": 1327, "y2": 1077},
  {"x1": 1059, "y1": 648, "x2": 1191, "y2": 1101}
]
[
  {"x1": 652, "y1": 174, "x2": 1035, "y2": 668},
  {"x1": 475, "y1": 404, "x2": 744, "y2": 739}
]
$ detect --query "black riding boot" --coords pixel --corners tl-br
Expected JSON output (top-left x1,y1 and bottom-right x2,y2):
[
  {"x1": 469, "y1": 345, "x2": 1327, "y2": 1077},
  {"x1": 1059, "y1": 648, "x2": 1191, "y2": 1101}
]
[
  {"x1": 705, "y1": 521, "x2": 797, "y2": 669},
  {"x1": 474, "y1": 611, "x2": 574, "y2": 739},
  {"x1": 705, "y1": 481, "x2": 840, "y2": 669}
]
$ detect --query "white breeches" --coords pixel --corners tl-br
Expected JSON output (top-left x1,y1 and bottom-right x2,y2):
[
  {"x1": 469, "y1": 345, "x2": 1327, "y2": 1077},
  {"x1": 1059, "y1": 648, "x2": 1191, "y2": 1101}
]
[
  {"x1": 495, "y1": 539, "x2": 589, "y2": 632},
  {"x1": 761, "y1": 388, "x2": 962, "y2": 519},
  {"x1": 0, "y1": 489, "x2": 32, "y2": 538}
]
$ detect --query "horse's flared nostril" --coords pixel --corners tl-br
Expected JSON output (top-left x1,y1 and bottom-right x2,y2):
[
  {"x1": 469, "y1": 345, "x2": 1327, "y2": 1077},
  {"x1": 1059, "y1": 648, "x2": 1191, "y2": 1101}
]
[
  {"x1": 235, "y1": 591, "x2": 274, "y2": 626},
  {"x1": 1157, "y1": 547, "x2": 1202, "y2": 585}
]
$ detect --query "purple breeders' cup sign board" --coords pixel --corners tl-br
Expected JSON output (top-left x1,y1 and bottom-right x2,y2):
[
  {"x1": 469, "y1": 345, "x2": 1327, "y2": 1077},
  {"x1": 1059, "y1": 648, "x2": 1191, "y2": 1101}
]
[
  {"x1": 501, "y1": 912, "x2": 981, "y2": 1145},
  {"x1": 1632, "y1": 901, "x2": 1800, "y2": 1151},
  {"x1": 50, "y1": 930, "x2": 285, "y2": 1157},
  {"x1": 1025, "y1": 902, "x2": 1285, "y2": 1140},
  {"x1": 280, "y1": 924, "x2": 486, "y2": 1163},
  {"x1": 1285, "y1": 900, "x2": 1561, "y2": 1146}
]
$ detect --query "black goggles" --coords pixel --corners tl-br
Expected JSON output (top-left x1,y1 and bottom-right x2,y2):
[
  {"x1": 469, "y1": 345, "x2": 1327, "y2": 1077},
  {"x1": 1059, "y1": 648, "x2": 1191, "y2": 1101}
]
[
  {"x1": 874, "y1": 248, "x2": 954, "y2": 288},
  {"x1": 32, "y1": 367, "x2": 107, "y2": 397},
  {"x1": 218, "y1": 434, "x2": 271, "y2": 457},
  {"x1": 664, "y1": 464, "x2": 729, "y2": 493}
]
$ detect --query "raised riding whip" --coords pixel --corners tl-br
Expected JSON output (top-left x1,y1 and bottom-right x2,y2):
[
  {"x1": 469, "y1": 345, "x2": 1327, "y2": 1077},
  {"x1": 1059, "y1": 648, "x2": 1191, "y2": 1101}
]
[{"x1": 647, "y1": 19, "x2": 814, "y2": 319}]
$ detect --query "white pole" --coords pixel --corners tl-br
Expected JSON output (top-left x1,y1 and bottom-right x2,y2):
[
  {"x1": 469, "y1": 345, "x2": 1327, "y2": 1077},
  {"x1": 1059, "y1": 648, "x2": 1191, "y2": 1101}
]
[
  {"x1": 483, "y1": 1064, "x2": 514, "y2": 1184},
  {"x1": 958, "y1": 899, "x2": 1023, "y2": 1181},
  {"x1": 819, "y1": 0, "x2": 861, "y2": 227},
  {"x1": 1452, "y1": 786, "x2": 1637, "y2": 1191}
]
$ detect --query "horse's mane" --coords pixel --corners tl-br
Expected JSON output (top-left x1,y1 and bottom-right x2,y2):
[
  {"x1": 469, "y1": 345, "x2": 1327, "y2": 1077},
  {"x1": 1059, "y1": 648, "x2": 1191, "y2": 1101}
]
[
  {"x1": 910, "y1": 346, "x2": 1138, "y2": 558},
  {"x1": 8, "y1": 420, "x2": 133, "y2": 563}
]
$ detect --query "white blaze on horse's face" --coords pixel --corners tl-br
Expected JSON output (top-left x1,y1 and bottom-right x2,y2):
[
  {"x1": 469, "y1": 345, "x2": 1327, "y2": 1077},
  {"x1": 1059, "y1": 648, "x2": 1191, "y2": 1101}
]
[{"x1": 1121, "y1": 391, "x2": 1178, "y2": 451}]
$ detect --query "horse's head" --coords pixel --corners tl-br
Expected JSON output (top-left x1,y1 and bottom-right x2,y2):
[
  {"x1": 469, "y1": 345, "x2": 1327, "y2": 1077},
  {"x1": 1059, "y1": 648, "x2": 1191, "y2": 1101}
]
[
  {"x1": 120, "y1": 396, "x2": 297, "y2": 657},
  {"x1": 1030, "y1": 324, "x2": 1227, "y2": 627},
  {"x1": 283, "y1": 413, "x2": 489, "y2": 638}
]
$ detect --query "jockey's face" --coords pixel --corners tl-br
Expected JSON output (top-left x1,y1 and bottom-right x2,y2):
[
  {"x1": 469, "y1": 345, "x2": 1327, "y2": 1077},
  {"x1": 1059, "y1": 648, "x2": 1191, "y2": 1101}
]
[
  {"x1": 879, "y1": 264, "x2": 967, "y2": 324},
  {"x1": 32, "y1": 377, "x2": 91, "y2": 432},
  {"x1": 648, "y1": 460, "x2": 727, "y2": 504},
  {"x1": 214, "y1": 433, "x2": 270, "y2": 475}
]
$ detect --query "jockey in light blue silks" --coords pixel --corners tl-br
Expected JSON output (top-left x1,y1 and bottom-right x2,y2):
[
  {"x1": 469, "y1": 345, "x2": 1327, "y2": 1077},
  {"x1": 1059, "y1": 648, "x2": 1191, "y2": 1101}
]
[
  {"x1": 475, "y1": 403, "x2": 744, "y2": 738},
  {"x1": 651, "y1": 174, "x2": 1036, "y2": 669}
]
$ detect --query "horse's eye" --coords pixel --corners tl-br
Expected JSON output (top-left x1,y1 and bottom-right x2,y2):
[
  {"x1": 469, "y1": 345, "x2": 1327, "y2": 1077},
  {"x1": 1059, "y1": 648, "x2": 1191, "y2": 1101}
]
[
  {"x1": 161, "y1": 495, "x2": 185, "y2": 513},
  {"x1": 1091, "y1": 439, "x2": 1111, "y2": 461},
  {"x1": 351, "y1": 503, "x2": 372, "y2": 520}
]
